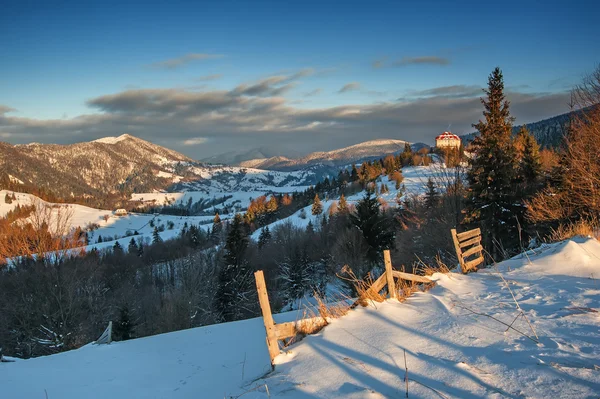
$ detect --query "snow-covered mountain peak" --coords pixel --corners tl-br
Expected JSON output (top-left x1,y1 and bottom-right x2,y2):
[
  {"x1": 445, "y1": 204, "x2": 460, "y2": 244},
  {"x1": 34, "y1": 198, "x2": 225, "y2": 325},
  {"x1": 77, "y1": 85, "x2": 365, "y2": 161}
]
[{"x1": 93, "y1": 133, "x2": 136, "y2": 144}]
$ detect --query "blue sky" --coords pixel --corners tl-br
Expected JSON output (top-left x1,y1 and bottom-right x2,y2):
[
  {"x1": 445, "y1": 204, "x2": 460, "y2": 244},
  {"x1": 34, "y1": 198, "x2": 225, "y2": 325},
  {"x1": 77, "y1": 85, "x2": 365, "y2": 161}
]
[{"x1": 1, "y1": 0, "x2": 598, "y2": 158}]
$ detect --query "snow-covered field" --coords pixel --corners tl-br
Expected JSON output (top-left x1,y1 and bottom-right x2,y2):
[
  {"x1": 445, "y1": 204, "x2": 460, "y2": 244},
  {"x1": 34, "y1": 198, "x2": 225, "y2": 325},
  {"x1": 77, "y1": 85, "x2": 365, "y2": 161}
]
[{"x1": 4, "y1": 237, "x2": 599, "y2": 398}]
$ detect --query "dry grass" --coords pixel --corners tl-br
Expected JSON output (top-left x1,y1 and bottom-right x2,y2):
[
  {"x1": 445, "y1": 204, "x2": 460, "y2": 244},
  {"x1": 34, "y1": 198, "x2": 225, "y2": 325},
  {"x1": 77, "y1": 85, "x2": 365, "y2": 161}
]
[
  {"x1": 338, "y1": 265, "x2": 386, "y2": 307},
  {"x1": 416, "y1": 255, "x2": 452, "y2": 276},
  {"x1": 290, "y1": 291, "x2": 351, "y2": 340},
  {"x1": 549, "y1": 218, "x2": 600, "y2": 242},
  {"x1": 395, "y1": 278, "x2": 420, "y2": 302}
]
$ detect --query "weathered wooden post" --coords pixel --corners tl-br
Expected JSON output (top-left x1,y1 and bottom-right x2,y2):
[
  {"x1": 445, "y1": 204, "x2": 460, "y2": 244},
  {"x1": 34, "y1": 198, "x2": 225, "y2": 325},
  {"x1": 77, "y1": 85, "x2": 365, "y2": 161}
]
[
  {"x1": 383, "y1": 249, "x2": 396, "y2": 299},
  {"x1": 450, "y1": 228, "x2": 465, "y2": 272},
  {"x1": 254, "y1": 270, "x2": 280, "y2": 364}
]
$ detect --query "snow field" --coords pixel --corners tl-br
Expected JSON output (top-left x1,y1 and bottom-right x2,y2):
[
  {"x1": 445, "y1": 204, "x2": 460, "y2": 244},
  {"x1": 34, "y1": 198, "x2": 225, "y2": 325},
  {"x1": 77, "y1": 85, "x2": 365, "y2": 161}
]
[{"x1": 3, "y1": 237, "x2": 599, "y2": 398}]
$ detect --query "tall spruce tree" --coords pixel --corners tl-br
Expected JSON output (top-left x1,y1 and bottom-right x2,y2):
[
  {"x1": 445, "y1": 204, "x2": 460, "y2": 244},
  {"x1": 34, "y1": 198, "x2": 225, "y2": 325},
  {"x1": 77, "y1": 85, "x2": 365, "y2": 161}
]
[
  {"x1": 465, "y1": 67, "x2": 519, "y2": 260},
  {"x1": 424, "y1": 177, "x2": 439, "y2": 210},
  {"x1": 215, "y1": 214, "x2": 252, "y2": 322}
]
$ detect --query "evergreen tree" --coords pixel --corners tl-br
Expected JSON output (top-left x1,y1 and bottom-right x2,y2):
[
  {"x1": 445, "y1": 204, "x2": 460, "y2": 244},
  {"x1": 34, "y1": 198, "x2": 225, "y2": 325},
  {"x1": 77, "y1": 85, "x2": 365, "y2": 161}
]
[
  {"x1": 280, "y1": 245, "x2": 314, "y2": 307},
  {"x1": 188, "y1": 224, "x2": 201, "y2": 248},
  {"x1": 424, "y1": 177, "x2": 439, "y2": 210},
  {"x1": 349, "y1": 191, "x2": 395, "y2": 266},
  {"x1": 337, "y1": 194, "x2": 349, "y2": 214},
  {"x1": 113, "y1": 240, "x2": 123, "y2": 254},
  {"x1": 215, "y1": 214, "x2": 252, "y2": 322},
  {"x1": 516, "y1": 126, "x2": 541, "y2": 195},
  {"x1": 152, "y1": 226, "x2": 162, "y2": 244},
  {"x1": 465, "y1": 67, "x2": 519, "y2": 260},
  {"x1": 113, "y1": 305, "x2": 135, "y2": 341},
  {"x1": 306, "y1": 220, "x2": 314, "y2": 234},
  {"x1": 127, "y1": 238, "x2": 138, "y2": 254},
  {"x1": 350, "y1": 164, "x2": 359, "y2": 182},
  {"x1": 258, "y1": 226, "x2": 271, "y2": 249},
  {"x1": 401, "y1": 143, "x2": 413, "y2": 166},
  {"x1": 311, "y1": 194, "x2": 323, "y2": 215},
  {"x1": 211, "y1": 213, "x2": 222, "y2": 243}
]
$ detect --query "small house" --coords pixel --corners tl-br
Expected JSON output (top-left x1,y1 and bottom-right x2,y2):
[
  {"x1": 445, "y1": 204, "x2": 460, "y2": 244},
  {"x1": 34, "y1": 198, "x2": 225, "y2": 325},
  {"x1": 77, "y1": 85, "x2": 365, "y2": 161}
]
[{"x1": 114, "y1": 209, "x2": 128, "y2": 217}]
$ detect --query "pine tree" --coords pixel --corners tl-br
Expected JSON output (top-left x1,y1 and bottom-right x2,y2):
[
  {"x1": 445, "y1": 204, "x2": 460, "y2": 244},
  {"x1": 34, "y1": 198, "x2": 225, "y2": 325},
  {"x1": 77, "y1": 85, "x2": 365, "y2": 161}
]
[
  {"x1": 350, "y1": 164, "x2": 359, "y2": 182},
  {"x1": 113, "y1": 305, "x2": 135, "y2": 341},
  {"x1": 113, "y1": 240, "x2": 123, "y2": 255},
  {"x1": 280, "y1": 245, "x2": 314, "y2": 307},
  {"x1": 211, "y1": 213, "x2": 222, "y2": 243},
  {"x1": 465, "y1": 67, "x2": 519, "y2": 260},
  {"x1": 128, "y1": 238, "x2": 138, "y2": 254},
  {"x1": 516, "y1": 126, "x2": 541, "y2": 195},
  {"x1": 311, "y1": 194, "x2": 323, "y2": 215},
  {"x1": 215, "y1": 214, "x2": 252, "y2": 322},
  {"x1": 424, "y1": 177, "x2": 439, "y2": 209},
  {"x1": 258, "y1": 226, "x2": 271, "y2": 249},
  {"x1": 306, "y1": 220, "x2": 314, "y2": 234},
  {"x1": 337, "y1": 194, "x2": 349, "y2": 214},
  {"x1": 350, "y1": 191, "x2": 395, "y2": 266},
  {"x1": 401, "y1": 143, "x2": 413, "y2": 166},
  {"x1": 152, "y1": 226, "x2": 162, "y2": 244}
]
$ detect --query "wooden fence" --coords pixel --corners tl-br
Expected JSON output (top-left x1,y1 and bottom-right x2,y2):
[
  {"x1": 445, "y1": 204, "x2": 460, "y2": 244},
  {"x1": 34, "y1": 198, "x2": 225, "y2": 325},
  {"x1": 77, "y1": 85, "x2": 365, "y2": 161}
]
[
  {"x1": 254, "y1": 249, "x2": 432, "y2": 364},
  {"x1": 451, "y1": 227, "x2": 484, "y2": 274}
]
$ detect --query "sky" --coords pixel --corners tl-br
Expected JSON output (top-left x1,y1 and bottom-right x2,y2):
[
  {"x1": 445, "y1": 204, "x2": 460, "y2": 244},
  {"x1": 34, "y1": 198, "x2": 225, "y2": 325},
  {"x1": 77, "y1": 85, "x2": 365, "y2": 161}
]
[{"x1": 1, "y1": 0, "x2": 598, "y2": 160}]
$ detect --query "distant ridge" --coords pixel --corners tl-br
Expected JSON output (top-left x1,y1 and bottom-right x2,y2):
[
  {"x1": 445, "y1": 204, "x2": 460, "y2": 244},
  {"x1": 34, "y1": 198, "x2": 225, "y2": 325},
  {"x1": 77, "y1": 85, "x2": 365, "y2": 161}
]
[
  {"x1": 237, "y1": 139, "x2": 418, "y2": 170},
  {"x1": 461, "y1": 110, "x2": 573, "y2": 148}
]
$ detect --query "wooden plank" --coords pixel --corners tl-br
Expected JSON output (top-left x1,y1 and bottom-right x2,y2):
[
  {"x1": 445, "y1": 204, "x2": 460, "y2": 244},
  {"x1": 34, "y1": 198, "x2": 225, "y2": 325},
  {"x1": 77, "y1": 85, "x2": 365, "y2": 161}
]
[
  {"x1": 366, "y1": 273, "x2": 387, "y2": 297},
  {"x1": 456, "y1": 228, "x2": 481, "y2": 242},
  {"x1": 450, "y1": 228, "x2": 465, "y2": 272},
  {"x1": 462, "y1": 244, "x2": 483, "y2": 259},
  {"x1": 254, "y1": 270, "x2": 280, "y2": 363},
  {"x1": 275, "y1": 322, "x2": 296, "y2": 340},
  {"x1": 391, "y1": 270, "x2": 432, "y2": 284},
  {"x1": 464, "y1": 255, "x2": 484, "y2": 271},
  {"x1": 383, "y1": 250, "x2": 396, "y2": 299},
  {"x1": 459, "y1": 236, "x2": 481, "y2": 249}
]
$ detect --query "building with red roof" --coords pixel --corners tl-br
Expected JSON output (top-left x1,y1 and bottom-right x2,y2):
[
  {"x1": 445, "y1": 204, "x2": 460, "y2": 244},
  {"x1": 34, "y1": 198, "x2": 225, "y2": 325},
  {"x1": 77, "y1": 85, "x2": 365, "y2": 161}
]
[{"x1": 435, "y1": 131, "x2": 461, "y2": 149}]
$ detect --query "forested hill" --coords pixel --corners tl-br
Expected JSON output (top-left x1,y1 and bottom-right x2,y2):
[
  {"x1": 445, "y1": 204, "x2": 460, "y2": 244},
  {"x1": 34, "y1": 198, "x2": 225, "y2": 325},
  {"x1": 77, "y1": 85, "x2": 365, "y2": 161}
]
[{"x1": 461, "y1": 109, "x2": 572, "y2": 148}]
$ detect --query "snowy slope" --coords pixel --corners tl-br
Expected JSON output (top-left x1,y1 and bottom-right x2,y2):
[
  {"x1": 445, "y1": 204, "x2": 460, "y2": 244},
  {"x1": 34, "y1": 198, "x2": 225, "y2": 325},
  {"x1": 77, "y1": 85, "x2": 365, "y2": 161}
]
[
  {"x1": 0, "y1": 190, "x2": 215, "y2": 254},
  {"x1": 251, "y1": 165, "x2": 458, "y2": 239},
  {"x1": 4, "y1": 237, "x2": 599, "y2": 398}
]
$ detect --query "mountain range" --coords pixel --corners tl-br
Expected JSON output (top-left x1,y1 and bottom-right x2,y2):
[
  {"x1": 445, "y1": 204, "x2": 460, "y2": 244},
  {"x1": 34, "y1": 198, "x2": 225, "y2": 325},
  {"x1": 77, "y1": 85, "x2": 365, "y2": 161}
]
[
  {"x1": 204, "y1": 139, "x2": 430, "y2": 170},
  {"x1": 0, "y1": 109, "x2": 572, "y2": 205}
]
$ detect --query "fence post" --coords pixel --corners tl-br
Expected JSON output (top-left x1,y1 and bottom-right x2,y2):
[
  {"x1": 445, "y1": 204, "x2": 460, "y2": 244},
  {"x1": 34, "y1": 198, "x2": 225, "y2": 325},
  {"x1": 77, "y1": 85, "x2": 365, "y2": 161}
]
[
  {"x1": 383, "y1": 249, "x2": 396, "y2": 299},
  {"x1": 254, "y1": 270, "x2": 280, "y2": 364},
  {"x1": 450, "y1": 229, "x2": 466, "y2": 273}
]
